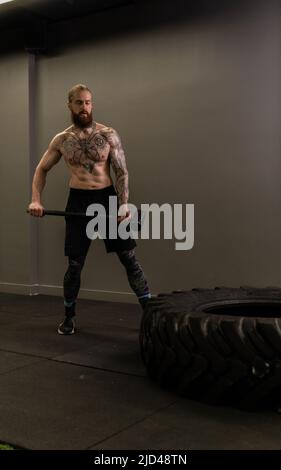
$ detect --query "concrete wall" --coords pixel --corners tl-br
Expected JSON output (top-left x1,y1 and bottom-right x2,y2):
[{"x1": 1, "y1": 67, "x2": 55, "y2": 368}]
[{"x1": 0, "y1": 0, "x2": 280, "y2": 301}]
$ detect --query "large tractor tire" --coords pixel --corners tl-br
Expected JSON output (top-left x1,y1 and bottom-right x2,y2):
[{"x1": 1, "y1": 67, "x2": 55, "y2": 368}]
[{"x1": 139, "y1": 287, "x2": 281, "y2": 410}]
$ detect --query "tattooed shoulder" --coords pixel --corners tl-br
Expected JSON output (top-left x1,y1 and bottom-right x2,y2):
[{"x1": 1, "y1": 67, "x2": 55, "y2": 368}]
[{"x1": 100, "y1": 126, "x2": 121, "y2": 147}]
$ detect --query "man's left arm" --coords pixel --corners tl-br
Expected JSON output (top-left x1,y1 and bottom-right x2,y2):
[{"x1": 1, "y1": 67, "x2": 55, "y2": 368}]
[{"x1": 106, "y1": 128, "x2": 130, "y2": 220}]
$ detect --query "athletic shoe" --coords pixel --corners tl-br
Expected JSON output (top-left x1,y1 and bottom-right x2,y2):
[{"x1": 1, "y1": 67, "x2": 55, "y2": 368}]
[{"x1": 58, "y1": 314, "x2": 75, "y2": 335}]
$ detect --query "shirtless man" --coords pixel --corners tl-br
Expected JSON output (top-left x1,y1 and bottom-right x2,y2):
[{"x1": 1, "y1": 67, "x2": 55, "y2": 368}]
[{"x1": 28, "y1": 84, "x2": 151, "y2": 335}]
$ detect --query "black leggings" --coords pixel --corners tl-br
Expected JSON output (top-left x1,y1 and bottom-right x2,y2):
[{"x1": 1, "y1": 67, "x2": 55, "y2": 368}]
[{"x1": 64, "y1": 249, "x2": 150, "y2": 304}]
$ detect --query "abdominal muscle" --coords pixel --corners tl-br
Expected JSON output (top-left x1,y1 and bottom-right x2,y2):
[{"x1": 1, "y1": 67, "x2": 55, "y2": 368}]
[{"x1": 68, "y1": 162, "x2": 114, "y2": 190}]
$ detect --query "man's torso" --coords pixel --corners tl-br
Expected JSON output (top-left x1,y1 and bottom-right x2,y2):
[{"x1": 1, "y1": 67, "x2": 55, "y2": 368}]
[{"x1": 58, "y1": 122, "x2": 113, "y2": 189}]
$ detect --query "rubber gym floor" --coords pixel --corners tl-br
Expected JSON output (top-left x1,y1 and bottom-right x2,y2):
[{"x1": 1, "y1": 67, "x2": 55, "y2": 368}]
[{"x1": 0, "y1": 292, "x2": 280, "y2": 450}]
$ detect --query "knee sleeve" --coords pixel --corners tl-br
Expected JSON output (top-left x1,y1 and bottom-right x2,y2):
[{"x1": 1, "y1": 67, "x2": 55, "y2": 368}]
[
  {"x1": 117, "y1": 249, "x2": 137, "y2": 271},
  {"x1": 67, "y1": 256, "x2": 85, "y2": 276},
  {"x1": 64, "y1": 255, "x2": 86, "y2": 303},
  {"x1": 117, "y1": 249, "x2": 150, "y2": 298}
]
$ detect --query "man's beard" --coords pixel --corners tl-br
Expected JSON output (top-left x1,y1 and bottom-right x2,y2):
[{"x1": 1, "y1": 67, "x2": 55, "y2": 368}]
[{"x1": 71, "y1": 110, "x2": 93, "y2": 128}]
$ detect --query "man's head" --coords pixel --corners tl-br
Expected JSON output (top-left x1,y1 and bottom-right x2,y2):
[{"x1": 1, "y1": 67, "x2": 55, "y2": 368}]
[{"x1": 68, "y1": 84, "x2": 93, "y2": 129}]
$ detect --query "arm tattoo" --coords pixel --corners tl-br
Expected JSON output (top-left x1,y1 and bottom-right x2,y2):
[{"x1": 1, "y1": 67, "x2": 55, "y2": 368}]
[{"x1": 105, "y1": 128, "x2": 129, "y2": 206}]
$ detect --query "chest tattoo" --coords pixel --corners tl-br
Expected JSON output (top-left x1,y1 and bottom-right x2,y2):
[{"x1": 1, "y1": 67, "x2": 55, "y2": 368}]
[{"x1": 63, "y1": 132, "x2": 109, "y2": 173}]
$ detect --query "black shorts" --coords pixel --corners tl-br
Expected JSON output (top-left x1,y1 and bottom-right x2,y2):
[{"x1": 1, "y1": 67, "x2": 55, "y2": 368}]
[{"x1": 64, "y1": 185, "x2": 137, "y2": 257}]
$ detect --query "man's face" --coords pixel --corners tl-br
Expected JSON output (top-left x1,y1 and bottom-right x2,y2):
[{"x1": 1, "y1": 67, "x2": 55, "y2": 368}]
[{"x1": 68, "y1": 90, "x2": 93, "y2": 128}]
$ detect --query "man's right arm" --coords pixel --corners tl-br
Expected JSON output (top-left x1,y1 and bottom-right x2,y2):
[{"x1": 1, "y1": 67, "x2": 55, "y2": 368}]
[{"x1": 28, "y1": 134, "x2": 62, "y2": 217}]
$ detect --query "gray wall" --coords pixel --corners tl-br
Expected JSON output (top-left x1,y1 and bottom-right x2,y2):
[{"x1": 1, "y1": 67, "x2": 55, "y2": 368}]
[
  {"x1": 1, "y1": 0, "x2": 280, "y2": 302},
  {"x1": 0, "y1": 53, "x2": 30, "y2": 290}
]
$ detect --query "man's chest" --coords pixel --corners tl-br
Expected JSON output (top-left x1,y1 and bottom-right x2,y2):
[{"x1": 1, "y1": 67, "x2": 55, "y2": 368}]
[{"x1": 61, "y1": 132, "x2": 111, "y2": 166}]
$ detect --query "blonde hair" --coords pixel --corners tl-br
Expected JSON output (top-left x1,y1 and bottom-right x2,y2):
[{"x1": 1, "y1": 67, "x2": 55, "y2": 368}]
[{"x1": 68, "y1": 84, "x2": 92, "y2": 103}]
